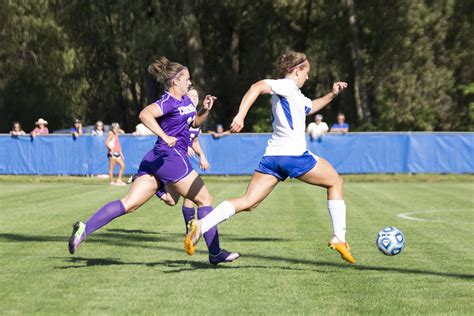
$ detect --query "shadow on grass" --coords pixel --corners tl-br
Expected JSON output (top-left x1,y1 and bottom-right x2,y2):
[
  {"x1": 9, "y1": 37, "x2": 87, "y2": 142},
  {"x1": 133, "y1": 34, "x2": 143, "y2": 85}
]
[
  {"x1": 105, "y1": 229, "x2": 290, "y2": 242},
  {"x1": 3, "y1": 232, "x2": 473, "y2": 280},
  {"x1": 106, "y1": 228, "x2": 163, "y2": 235},
  {"x1": 0, "y1": 230, "x2": 289, "y2": 244},
  {"x1": 53, "y1": 257, "x2": 321, "y2": 273},
  {"x1": 0, "y1": 231, "x2": 175, "y2": 243}
]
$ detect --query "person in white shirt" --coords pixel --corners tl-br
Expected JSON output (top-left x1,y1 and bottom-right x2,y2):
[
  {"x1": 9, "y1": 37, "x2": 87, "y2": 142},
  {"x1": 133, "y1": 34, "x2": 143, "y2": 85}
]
[
  {"x1": 184, "y1": 51, "x2": 355, "y2": 264},
  {"x1": 133, "y1": 123, "x2": 154, "y2": 136},
  {"x1": 306, "y1": 114, "x2": 329, "y2": 140}
]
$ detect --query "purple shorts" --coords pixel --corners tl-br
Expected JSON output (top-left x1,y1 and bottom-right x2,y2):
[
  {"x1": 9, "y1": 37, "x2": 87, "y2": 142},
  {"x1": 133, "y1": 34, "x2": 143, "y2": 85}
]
[{"x1": 137, "y1": 146, "x2": 193, "y2": 186}]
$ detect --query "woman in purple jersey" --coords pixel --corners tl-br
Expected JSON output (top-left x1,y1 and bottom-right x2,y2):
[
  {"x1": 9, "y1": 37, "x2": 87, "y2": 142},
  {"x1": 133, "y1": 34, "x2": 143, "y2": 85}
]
[
  {"x1": 155, "y1": 86, "x2": 238, "y2": 264},
  {"x1": 68, "y1": 57, "x2": 239, "y2": 264}
]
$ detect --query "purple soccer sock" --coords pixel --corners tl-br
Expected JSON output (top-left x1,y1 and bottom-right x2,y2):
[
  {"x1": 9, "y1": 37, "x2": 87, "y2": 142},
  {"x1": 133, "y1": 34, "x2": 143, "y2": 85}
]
[
  {"x1": 198, "y1": 206, "x2": 221, "y2": 256},
  {"x1": 182, "y1": 206, "x2": 195, "y2": 233},
  {"x1": 85, "y1": 200, "x2": 126, "y2": 236}
]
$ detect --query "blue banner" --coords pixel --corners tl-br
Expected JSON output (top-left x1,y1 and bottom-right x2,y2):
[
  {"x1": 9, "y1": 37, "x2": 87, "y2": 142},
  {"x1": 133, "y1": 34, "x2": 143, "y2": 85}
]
[{"x1": 0, "y1": 133, "x2": 472, "y2": 175}]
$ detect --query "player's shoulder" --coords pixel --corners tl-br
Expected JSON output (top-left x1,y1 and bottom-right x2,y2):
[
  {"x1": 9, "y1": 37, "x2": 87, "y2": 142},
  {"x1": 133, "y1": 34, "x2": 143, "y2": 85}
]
[
  {"x1": 264, "y1": 78, "x2": 297, "y2": 97},
  {"x1": 155, "y1": 91, "x2": 173, "y2": 106}
]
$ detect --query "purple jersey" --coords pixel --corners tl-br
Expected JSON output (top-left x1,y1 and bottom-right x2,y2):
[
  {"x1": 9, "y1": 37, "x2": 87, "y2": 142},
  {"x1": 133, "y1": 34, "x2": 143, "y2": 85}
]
[
  {"x1": 155, "y1": 91, "x2": 196, "y2": 152},
  {"x1": 188, "y1": 126, "x2": 201, "y2": 147}
]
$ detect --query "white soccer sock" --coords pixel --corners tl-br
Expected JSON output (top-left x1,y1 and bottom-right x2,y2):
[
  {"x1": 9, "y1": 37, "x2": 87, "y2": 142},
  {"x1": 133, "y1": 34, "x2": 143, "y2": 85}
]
[
  {"x1": 327, "y1": 200, "x2": 347, "y2": 242},
  {"x1": 201, "y1": 201, "x2": 236, "y2": 233}
]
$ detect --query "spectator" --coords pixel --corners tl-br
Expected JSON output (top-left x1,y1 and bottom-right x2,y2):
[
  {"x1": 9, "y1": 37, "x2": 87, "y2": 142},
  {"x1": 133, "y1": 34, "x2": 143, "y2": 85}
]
[
  {"x1": 208, "y1": 124, "x2": 231, "y2": 139},
  {"x1": 10, "y1": 121, "x2": 26, "y2": 136},
  {"x1": 330, "y1": 113, "x2": 349, "y2": 134},
  {"x1": 91, "y1": 121, "x2": 105, "y2": 136},
  {"x1": 71, "y1": 119, "x2": 83, "y2": 138},
  {"x1": 133, "y1": 123, "x2": 153, "y2": 136},
  {"x1": 306, "y1": 114, "x2": 329, "y2": 140},
  {"x1": 31, "y1": 118, "x2": 49, "y2": 137},
  {"x1": 106, "y1": 122, "x2": 126, "y2": 186}
]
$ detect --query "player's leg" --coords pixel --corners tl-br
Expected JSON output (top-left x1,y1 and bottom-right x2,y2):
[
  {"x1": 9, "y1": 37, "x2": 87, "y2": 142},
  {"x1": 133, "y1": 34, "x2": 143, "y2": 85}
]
[
  {"x1": 297, "y1": 157, "x2": 355, "y2": 264},
  {"x1": 229, "y1": 172, "x2": 279, "y2": 213},
  {"x1": 68, "y1": 174, "x2": 158, "y2": 254},
  {"x1": 184, "y1": 172, "x2": 279, "y2": 255},
  {"x1": 171, "y1": 171, "x2": 240, "y2": 263},
  {"x1": 182, "y1": 198, "x2": 195, "y2": 234}
]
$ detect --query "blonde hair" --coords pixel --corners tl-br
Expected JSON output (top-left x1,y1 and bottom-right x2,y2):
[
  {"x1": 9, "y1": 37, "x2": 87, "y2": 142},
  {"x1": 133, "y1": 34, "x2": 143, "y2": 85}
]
[
  {"x1": 148, "y1": 56, "x2": 187, "y2": 88},
  {"x1": 275, "y1": 51, "x2": 307, "y2": 78}
]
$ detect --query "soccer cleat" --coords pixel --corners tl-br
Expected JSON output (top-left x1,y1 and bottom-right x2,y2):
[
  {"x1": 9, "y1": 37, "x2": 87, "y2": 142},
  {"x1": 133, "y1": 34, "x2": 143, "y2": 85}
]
[
  {"x1": 328, "y1": 240, "x2": 356, "y2": 264},
  {"x1": 68, "y1": 221, "x2": 86, "y2": 255},
  {"x1": 184, "y1": 219, "x2": 202, "y2": 256},
  {"x1": 209, "y1": 249, "x2": 241, "y2": 265}
]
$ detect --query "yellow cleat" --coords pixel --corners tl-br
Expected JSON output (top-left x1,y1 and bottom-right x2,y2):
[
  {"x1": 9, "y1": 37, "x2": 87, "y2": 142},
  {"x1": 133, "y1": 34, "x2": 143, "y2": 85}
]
[
  {"x1": 184, "y1": 219, "x2": 202, "y2": 256},
  {"x1": 328, "y1": 241, "x2": 356, "y2": 264}
]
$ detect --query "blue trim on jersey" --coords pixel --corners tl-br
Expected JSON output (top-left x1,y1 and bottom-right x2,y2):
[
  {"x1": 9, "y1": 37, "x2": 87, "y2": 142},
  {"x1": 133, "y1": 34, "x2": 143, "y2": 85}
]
[
  {"x1": 305, "y1": 106, "x2": 311, "y2": 115},
  {"x1": 277, "y1": 95, "x2": 293, "y2": 130},
  {"x1": 255, "y1": 151, "x2": 318, "y2": 181}
]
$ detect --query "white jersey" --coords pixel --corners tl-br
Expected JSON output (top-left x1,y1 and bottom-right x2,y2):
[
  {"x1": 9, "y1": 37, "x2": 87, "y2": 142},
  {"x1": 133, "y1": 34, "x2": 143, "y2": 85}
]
[{"x1": 263, "y1": 78, "x2": 312, "y2": 156}]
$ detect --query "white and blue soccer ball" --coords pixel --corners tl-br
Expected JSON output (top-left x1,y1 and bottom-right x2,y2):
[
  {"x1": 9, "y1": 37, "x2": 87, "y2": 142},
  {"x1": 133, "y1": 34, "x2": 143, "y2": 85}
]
[{"x1": 376, "y1": 227, "x2": 405, "y2": 256}]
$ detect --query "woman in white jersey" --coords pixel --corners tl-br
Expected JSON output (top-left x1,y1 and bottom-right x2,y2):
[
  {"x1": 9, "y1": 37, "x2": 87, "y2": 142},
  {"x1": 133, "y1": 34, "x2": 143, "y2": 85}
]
[{"x1": 184, "y1": 51, "x2": 355, "y2": 264}]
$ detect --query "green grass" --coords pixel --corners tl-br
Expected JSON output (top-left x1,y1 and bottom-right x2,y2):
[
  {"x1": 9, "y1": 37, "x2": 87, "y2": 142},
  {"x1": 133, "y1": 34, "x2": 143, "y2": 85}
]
[{"x1": 0, "y1": 176, "x2": 473, "y2": 314}]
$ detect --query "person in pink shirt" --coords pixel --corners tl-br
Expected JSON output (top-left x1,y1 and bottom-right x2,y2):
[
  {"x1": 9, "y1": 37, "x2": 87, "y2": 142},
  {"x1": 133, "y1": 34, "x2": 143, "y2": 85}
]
[
  {"x1": 31, "y1": 118, "x2": 49, "y2": 137},
  {"x1": 106, "y1": 122, "x2": 126, "y2": 186}
]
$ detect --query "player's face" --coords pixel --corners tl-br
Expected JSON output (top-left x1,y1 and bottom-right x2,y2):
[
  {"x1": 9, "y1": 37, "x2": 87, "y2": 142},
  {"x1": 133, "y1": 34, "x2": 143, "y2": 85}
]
[
  {"x1": 175, "y1": 69, "x2": 192, "y2": 96},
  {"x1": 187, "y1": 89, "x2": 199, "y2": 106},
  {"x1": 295, "y1": 61, "x2": 310, "y2": 88}
]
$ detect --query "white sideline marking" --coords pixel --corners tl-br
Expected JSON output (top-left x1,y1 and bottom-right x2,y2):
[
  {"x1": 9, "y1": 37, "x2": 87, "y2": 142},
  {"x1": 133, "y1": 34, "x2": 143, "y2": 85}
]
[{"x1": 397, "y1": 209, "x2": 472, "y2": 223}]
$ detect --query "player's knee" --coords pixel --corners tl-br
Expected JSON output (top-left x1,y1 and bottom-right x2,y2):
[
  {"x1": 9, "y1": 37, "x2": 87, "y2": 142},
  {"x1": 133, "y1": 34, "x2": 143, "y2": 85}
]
[
  {"x1": 121, "y1": 198, "x2": 140, "y2": 213},
  {"x1": 242, "y1": 196, "x2": 259, "y2": 211},
  {"x1": 337, "y1": 175, "x2": 344, "y2": 188},
  {"x1": 249, "y1": 202, "x2": 260, "y2": 211},
  {"x1": 194, "y1": 193, "x2": 213, "y2": 207}
]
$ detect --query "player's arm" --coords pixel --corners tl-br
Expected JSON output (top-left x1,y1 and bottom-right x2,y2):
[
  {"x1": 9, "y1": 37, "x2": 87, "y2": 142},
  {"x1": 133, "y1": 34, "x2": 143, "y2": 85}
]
[
  {"x1": 139, "y1": 103, "x2": 176, "y2": 147},
  {"x1": 231, "y1": 80, "x2": 272, "y2": 132},
  {"x1": 193, "y1": 95, "x2": 217, "y2": 127},
  {"x1": 192, "y1": 137, "x2": 210, "y2": 170},
  {"x1": 308, "y1": 82, "x2": 348, "y2": 115}
]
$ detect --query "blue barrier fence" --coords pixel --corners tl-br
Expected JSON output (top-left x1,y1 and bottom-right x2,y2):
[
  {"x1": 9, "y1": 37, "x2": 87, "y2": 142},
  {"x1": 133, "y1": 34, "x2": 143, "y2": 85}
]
[{"x1": 0, "y1": 133, "x2": 472, "y2": 175}]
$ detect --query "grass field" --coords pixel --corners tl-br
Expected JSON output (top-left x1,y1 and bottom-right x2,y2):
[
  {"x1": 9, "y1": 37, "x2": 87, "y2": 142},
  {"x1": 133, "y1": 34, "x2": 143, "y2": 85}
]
[{"x1": 1, "y1": 175, "x2": 473, "y2": 314}]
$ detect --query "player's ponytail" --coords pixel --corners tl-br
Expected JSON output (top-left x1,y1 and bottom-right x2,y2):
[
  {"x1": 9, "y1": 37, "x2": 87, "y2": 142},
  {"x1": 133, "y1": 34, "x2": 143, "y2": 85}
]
[
  {"x1": 276, "y1": 51, "x2": 307, "y2": 78},
  {"x1": 148, "y1": 56, "x2": 187, "y2": 89}
]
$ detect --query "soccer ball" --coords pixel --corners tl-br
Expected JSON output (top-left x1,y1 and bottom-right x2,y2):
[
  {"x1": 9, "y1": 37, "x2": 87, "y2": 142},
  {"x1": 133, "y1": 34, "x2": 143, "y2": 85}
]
[{"x1": 376, "y1": 227, "x2": 405, "y2": 256}]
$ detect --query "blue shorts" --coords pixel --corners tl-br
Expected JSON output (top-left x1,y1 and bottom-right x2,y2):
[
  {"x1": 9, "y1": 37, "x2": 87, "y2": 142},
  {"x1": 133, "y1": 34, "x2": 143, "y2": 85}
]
[{"x1": 255, "y1": 151, "x2": 318, "y2": 181}]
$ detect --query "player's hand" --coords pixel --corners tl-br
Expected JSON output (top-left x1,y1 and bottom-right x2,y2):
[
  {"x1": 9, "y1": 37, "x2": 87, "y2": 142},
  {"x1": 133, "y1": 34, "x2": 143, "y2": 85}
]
[
  {"x1": 332, "y1": 82, "x2": 348, "y2": 96},
  {"x1": 230, "y1": 114, "x2": 245, "y2": 133},
  {"x1": 187, "y1": 147, "x2": 196, "y2": 157},
  {"x1": 203, "y1": 95, "x2": 217, "y2": 111},
  {"x1": 200, "y1": 158, "x2": 210, "y2": 170},
  {"x1": 163, "y1": 135, "x2": 177, "y2": 147}
]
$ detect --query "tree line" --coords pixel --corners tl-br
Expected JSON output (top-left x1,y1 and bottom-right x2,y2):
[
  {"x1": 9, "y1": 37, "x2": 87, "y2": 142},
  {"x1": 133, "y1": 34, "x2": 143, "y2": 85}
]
[{"x1": 0, "y1": 0, "x2": 472, "y2": 133}]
